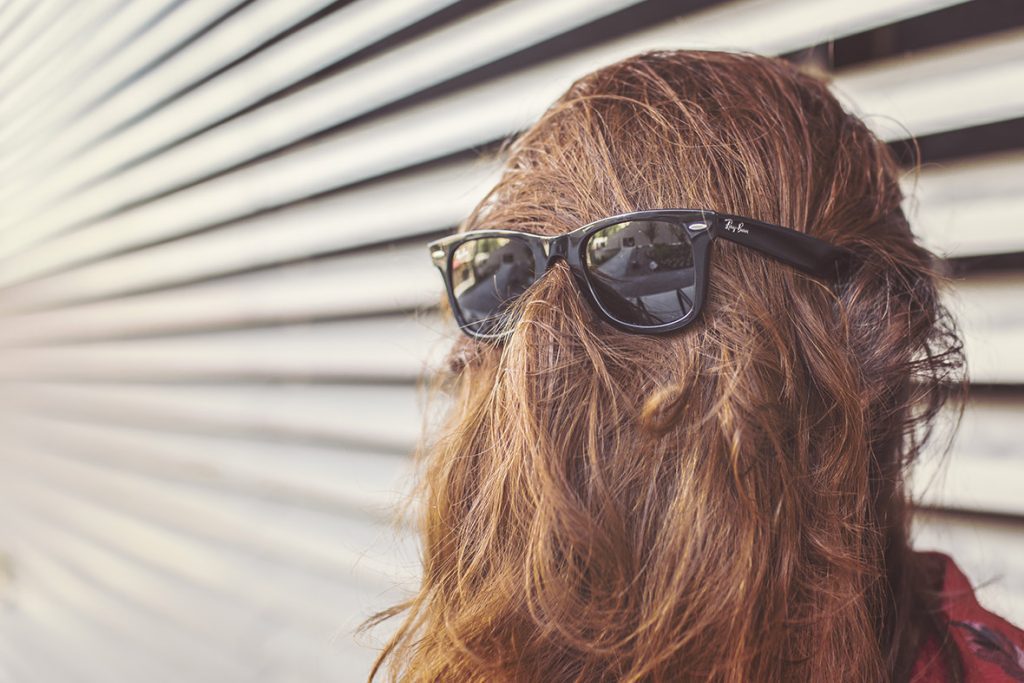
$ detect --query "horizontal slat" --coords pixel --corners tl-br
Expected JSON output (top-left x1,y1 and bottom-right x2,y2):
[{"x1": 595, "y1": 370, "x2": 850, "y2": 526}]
[
  {"x1": 0, "y1": 509, "x2": 383, "y2": 682},
  {"x1": 2, "y1": 3, "x2": 1022, "y2": 681},
  {"x1": 0, "y1": 0, "x2": 246, "y2": 168},
  {"x1": 0, "y1": 0, "x2": 31, "y2": 38},
  {"x1": 0, "y1": 0, "x2": 68, "y2": 89},
  {"x1": 0, "y1": 0, "x2": 180, "y2": 158},
  {"x1": 0, "y1": 316, "x2": 452, "y2": 382},
  {"x1": 0, "y1": 0, "x2": 974, "y2": 284},
  {"x1": 0, "y1": 0, "x2": 154, "y2": 97},
  {"x1": 0, "y1": 537, "x2": 250, "y2": 681},
  {"x1": 0, "y1": 515, "x2": 180, "y2": 683},
  {"x1": 0, "y1": 444, "x2": 417, "y2": 607},
  {"x1": 4, "y1": 411, "x2": 1019, "y2": 630},
  {"x1": 0, "y1": 1, "x2": 111, "y2": 103},
  {"x1": 833, "y1": 25, "x2": 1024, "y2": 141},
  {"x1": 0, "y1": 379, "x2": 427, "y2": 451},
  {"x1": 0, "y1": 0, "x2": 123, "y2": 98},
  {"x1": 0, "y1": 0, "x2": 450, "y2": 188},
  {"x1": 0, "y1": 158, "x2": 498, "y2": 314},
  {"x1": 0, "y1": 532, "x2": 249, "y2": 682},
  {"x1": 0, "y1": 242, "x2": 441, "y2": 345},
  {"x1": 0, "y1": 0, "x2": 455, "y2": 189},
  {"x1": 0, "y1": 500, "x2": 271, "y2": 646},
  {"x1": 0, "y1": 0, "x2": 645, "y2": 231},
  {"x1": 0, "y1": 147, "x2": 1019, "y2": 316},
  {"x1": 4, "y1": 410, "x2": 416, "y2": 518},
  {"x1": 913, "y1": 452, "x2": 1024, "y2": 518},
  {"x1": 0, "y1": 467, "x2": 395, "y2": 679},
  {"x1": 2, "y1": 379, "x2": 1019, "y2": 517},
  {"x1": 909, "y1": 396, "x2": 1024, "y2": 516},
  {"x1": 0, "y1": 280, "x2": 1014, "y2": 385},
  {"x1": 0, "y1": 571, "x2": 165, "y2": 683},
  {"x1": 4, "y1": 0, "x2": 340, "y2": 166},
  {"x1": 907, "y1": 150, "x2": 1024, "y2": 257},
  {"x1": 0, "y1": 246, "x2": 1018, "y2": 385},
  {"x1": 948, "y1": 272, "x2": 1024, "y2": 385},
  {"x1": 0, "y1": 437, "x2": 416, "y2": 588}
]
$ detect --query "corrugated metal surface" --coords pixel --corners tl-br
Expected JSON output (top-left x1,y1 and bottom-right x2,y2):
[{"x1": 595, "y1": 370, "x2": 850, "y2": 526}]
[{"x1": 0, "y1": 0, "x2": 1021, "y2": 680}]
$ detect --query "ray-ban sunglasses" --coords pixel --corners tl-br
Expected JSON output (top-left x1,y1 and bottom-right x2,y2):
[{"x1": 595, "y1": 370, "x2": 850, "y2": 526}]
[{"x1": 428, "y1": 208, "x2": 855, "y2": 341}]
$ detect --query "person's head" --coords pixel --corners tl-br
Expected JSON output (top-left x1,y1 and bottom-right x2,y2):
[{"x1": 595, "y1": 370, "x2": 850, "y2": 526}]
[{"x1": 370, "y1": 49, "x2": 965, "y2": 682}]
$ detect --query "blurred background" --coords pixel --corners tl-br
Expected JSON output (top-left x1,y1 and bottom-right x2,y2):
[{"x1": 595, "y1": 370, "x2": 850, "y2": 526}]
[{"x1": 0, "y1": 0, "x2": 1021, "y2": 681}]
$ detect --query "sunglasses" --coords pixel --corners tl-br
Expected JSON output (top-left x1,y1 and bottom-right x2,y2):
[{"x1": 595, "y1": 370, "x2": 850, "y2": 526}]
[{"x1": 428, "y1": 208, "x2": 855, "y2": 342}]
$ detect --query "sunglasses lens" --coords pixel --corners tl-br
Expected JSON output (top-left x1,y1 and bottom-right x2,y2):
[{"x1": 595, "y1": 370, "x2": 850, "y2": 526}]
[
  {"x1": 584, "y1": 220, "x2": 696, "y2": 327},
  {"x1": 450, "y1": 236, "x2": 537, "y2": 337}
]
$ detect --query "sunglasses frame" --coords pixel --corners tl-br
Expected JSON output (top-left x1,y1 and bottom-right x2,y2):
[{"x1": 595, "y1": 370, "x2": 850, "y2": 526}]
[{"x1": 428, "y1": 208, "x2": 854, "y2": 341}]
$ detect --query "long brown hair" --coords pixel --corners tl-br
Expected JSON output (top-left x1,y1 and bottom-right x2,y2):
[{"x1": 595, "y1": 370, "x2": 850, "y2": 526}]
[{"x1": 366, "y1": 49, "x2": 967, "y2": 682}]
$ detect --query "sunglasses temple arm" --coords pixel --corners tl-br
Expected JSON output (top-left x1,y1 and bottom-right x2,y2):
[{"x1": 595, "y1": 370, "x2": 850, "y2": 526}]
[{"x1": 711, "y1": 214, "x2": 854, "y2": 280}]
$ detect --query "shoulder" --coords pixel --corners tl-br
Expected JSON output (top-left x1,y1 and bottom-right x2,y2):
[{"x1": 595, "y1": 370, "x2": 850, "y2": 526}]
[{"x1": 911, "y1": 550, "x2": 1024, "y2": 682}]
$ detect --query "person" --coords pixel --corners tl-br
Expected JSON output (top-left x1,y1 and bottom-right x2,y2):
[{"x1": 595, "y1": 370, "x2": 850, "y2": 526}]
[{"x1": 366, "y1": 49, "x2": 1024, "y2": 682}]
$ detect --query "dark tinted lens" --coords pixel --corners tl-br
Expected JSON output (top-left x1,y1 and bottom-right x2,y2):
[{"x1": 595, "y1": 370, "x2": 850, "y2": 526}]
[
  {"x1": 584, "y1": 220, "x2": 695, "y2": 327},
  {"x1": 450, "y1": 236, "x2": 536, "y2": 336}
]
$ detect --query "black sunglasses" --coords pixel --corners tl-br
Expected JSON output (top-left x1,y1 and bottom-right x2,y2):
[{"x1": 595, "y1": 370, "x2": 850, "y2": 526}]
[{"x1": 428, "y1": 208, "x2": 855, "y2": 342}]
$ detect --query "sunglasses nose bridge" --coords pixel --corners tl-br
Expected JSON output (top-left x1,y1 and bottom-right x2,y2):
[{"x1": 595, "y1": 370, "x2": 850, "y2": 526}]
[{"x1": 542, "y1": 234, "x2": 569, "y2": 268}]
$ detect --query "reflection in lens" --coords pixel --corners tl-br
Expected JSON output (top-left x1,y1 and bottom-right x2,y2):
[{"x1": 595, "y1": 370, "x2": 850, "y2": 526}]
[
  {"x1": 451, "y1": 236, "x2": 536, "y2": 336},
  {"x1": 584, "y1": 220, "x2": 695, "y2": 326}
]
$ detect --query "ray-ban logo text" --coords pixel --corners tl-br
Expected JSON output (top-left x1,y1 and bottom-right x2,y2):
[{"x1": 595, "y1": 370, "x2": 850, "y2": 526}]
[{"x1": 724, "y1": 219, "x2": 749, "y2": 234}]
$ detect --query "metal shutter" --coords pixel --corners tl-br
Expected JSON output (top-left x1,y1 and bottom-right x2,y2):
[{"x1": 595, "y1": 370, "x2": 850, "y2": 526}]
[{"x1": 0, "y1": 1, "x2": 1021, "y2": 680}]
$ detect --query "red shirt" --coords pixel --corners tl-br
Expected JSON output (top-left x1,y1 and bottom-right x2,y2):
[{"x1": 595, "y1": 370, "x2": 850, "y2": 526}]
[{"x1": 911, "y1": 551, "x2": 1024, "y2": 682}]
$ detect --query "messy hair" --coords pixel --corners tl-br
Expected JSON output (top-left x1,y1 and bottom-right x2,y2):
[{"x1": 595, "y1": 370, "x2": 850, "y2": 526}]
[{"x1": 367, "y1": 49, "x2": 966, "y2": 682}]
